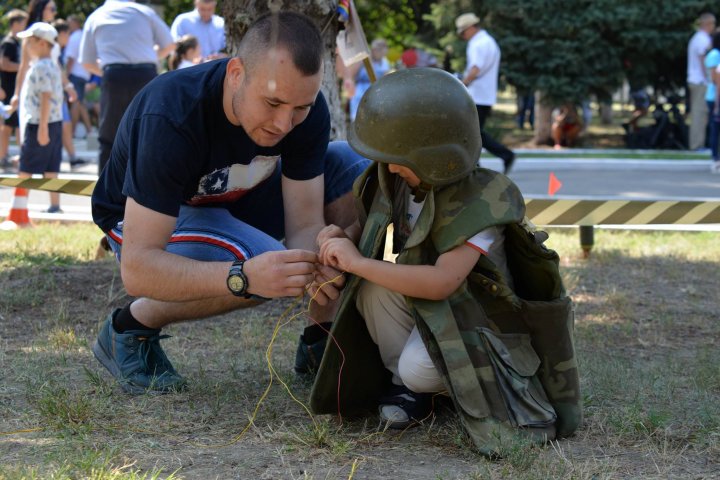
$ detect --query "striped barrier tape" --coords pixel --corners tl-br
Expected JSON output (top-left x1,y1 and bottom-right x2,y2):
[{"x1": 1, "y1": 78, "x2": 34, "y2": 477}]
[
  {"x1": 0, "y1": 176, "x2": 96, "y2": 196},
  {"x1": 525, "y1": 197, "x2": 720, "y2": 225},
  {"x1": 2, "y1": 176, "x2": 720, "y2": 226}
]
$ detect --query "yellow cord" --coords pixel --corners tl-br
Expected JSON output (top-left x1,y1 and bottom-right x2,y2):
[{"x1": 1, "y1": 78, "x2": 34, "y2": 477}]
[
  {"x1": 2, "y1": 274, "x2": 345, "y2": 453},
  {"x1": 190, "y1": 273, "x2": 344, "y2": 448},
  {"x1": 0, "y1": 427, "x2": 43, "y2": 435}
]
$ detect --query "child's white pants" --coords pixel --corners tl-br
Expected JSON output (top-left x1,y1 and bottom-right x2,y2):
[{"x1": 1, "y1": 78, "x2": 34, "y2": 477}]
[{"x1": 356, "y1": 280, "x2": 444, "y2": 393}]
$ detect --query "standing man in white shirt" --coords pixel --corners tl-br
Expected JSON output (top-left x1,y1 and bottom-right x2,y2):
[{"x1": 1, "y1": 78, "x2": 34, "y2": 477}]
[
  {"x1": 64, "y1": 15, "x2": 92, "y2": 140},
  {"x1": 170, "y1": 0, "x2": 225, "y2": 61},
  {"x1": 80, "y1": 0, "x2": 175, "y2": 174},
  {"x1": 456, "y1": 12, "x2": 515, "y2": 174},
  {"x1": 687, "y1": 12, "x2": 715, "y2": 150}
]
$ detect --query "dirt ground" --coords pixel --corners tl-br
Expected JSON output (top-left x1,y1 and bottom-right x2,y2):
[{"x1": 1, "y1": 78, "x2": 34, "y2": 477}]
[{"x1": 1, "y1": 228, "x2": 720, "y2": 479}]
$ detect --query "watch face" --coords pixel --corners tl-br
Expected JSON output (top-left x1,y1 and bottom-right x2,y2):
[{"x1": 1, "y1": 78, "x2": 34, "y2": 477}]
[{"x1": 228, "y1": 274, "x2": 246, "y2": 293}]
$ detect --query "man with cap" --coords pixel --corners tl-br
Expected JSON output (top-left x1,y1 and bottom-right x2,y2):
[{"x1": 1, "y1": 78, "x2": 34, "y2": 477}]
[{"x1": 456, "y1": 12, "x2": 515, "y2": 174}]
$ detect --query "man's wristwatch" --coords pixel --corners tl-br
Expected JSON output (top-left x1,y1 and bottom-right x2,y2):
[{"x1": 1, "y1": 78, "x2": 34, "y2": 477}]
[{"x1": 227, "y1": 260, "x2": 251, "y2": 298}]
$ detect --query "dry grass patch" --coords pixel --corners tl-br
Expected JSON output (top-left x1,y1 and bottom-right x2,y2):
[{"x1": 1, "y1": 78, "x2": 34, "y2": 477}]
[{"x1": 0, "y1": 224, "x2": 718, "y2": 479}]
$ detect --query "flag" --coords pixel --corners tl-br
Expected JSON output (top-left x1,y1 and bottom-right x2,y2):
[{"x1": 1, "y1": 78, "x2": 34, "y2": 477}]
[
  {"x1": 547, "y1": 172, "x2": 562, "y2": 196},
  {"x1": 336, "y1": 0, "x2": 370, "y2": 67},
  {"x1": 337, "y1": 0, "x2": 349, "y2": 22}
]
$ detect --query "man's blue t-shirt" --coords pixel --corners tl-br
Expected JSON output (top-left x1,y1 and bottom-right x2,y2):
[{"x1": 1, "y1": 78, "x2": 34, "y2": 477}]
[{"x1": 91, "y1": 58, "x2": 331, "y2": 233}]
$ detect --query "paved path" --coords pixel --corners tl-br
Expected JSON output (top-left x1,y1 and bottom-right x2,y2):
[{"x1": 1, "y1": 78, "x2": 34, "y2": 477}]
[{"x1": 2, "y1": 143, "x2": 719, "y2": 227}]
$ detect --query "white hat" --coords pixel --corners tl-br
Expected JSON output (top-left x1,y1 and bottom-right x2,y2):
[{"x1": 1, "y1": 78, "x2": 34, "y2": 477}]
[
  {"x1": 455, "y1": 13, "x2": 480, "y2": 34},
  {"x1": 17, "y1": 22, "x2": 58, "y2": 45}
]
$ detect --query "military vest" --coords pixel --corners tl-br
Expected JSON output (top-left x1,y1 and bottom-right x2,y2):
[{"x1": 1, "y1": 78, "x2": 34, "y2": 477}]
[{"x1": 309, "y1": 163, "x2": 582, "y2": 456}]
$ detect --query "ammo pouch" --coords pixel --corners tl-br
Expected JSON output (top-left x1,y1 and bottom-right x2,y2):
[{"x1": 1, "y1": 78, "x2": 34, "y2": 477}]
[
  {"x1": 475, "y1": 220, "x2": 583, "y2": 438},
  {"x1": 476, "y1": 328, "x2": 556, "y2": 429}
]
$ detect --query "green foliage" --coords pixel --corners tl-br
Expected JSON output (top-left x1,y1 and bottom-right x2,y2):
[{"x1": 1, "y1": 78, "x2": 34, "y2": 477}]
[
  {"x1": 54, "y1": 1, "x2": 102, "y2": 21},
  {"x1": 355, "y1": 0, "x2": 422, "y2": 47},
  {"x1": 485, "y1": 0, "x2": 717, "y2": 104},
  {"x1": 485, "y1": 0, "x2": 622, "y2": 104}
]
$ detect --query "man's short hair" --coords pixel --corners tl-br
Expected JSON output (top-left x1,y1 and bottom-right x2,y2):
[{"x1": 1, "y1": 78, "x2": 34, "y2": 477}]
[
  {"x1": 238, "y1": 11, "x2": 323, "y2": 77},
  {"x1": 67, "y1": 14, "x2": 83, "y2": 26},
  {"x1": 6, "y1": 9, "x2": 29, "y2": 26},
  {"x1": 52, "y1": 19, "x2": 69, "y2": 34},
  {"x1": 699, "y1": 12, "x2": 716, "y2": 26}
]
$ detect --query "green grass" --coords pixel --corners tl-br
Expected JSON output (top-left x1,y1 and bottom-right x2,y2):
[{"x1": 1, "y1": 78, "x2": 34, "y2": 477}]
[
  {"x1": 0, "y1": 222, "x2": 101, "y2": 268},
  {"x1": 1, "y1": 223, "x2": 719, "y2": 478}
]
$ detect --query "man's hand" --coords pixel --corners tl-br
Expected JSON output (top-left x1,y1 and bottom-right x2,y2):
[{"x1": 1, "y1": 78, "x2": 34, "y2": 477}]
[
  {"x1": 243, "y1": 249, "x2": 318, "y2": 298},
  {"x1": 64, "y1": 84, "x2": 78, "y2": 103},
  {"x1": 319, "y1": 237, "x2": 363, "y2": 274},
  {"x1": 307, "y1": 263, "x2": 345, "y2": 305}
]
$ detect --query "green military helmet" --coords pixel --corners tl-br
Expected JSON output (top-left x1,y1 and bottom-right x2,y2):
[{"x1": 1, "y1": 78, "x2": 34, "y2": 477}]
[{"x1": 348, "y1": 67, "x2": 482, "y2": 188}]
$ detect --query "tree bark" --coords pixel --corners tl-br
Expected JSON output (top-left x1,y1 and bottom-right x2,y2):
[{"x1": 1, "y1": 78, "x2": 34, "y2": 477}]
[
  {"x1": 533, "y1": 91, "x2": 553, "y2": 146},
  {"x1": 221, "y1": 0, "x2": 346, "y2": 140}
]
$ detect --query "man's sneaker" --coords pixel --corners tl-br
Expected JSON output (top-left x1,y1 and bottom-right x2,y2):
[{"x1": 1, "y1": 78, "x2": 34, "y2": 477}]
[
  {"x1": 378, "y1": 384, "x2": 432, "y2": 429},
  {"x1": 294, "y1": 322, "x2": 331, "y2": 374},
  {"x1": 503, "y1": 152, "x2": 516, "y2": 175},
  {"x1": 92, "y1": 309, "x2": 186, "y2": 394},
  {"x1": 711, "y1": 161, "x2": 720, "y2": 174},
  {"x1": 70, "y1": 158, "x2": 89, "y2": 171}
]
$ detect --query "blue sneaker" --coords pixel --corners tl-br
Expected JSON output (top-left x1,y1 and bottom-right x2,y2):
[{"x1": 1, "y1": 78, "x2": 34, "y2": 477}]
[
  {"x1": 294, "y1": 322, "x2": 331, "y2": 375},
  {"x1": 92, "y1": 309, "x2": 186, "y2": 394}
]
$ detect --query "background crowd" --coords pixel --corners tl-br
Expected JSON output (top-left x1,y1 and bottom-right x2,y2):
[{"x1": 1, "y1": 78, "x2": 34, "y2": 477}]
[{"x1": 3, "y1": 1, "x2": 720, "y2": 183}]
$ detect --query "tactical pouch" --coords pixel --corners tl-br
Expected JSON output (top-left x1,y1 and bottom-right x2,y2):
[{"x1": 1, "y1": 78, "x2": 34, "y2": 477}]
[
  {"x1": 501, "y1": 221, "x2": 583, "y2": 437},
  {"x1": 477, "y1": 328, "x2": 557, "y2": 429},
  {"x1": 520, "y1": 296, "x2": 582, "y2": 437}
]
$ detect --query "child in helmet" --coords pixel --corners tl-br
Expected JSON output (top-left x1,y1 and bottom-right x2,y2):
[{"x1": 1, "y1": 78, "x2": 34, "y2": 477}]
[{"x1": 310, "y1": 68, "x2": 580, "y2": 454}]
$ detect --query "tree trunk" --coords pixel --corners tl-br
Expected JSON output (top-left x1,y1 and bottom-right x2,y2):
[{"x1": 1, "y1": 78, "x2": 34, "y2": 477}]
[
  {"x1": 533, "y1": 91, "x2": 553, "y2": 146},
  {"x1": 221, "y1": 0, "x2": 346, "y2": 140},
  {"x1": 599, "y1": 101, "x2": 613, "y2": 125}
]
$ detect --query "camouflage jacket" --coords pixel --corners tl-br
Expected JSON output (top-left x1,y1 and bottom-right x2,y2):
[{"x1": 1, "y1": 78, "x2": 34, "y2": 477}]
[{"x1": 310, "y1": 163, "x2": 582, "y2": 456}]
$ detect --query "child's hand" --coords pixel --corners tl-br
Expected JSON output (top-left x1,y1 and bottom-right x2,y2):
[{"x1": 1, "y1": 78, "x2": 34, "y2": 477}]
[
  {"x1": 316, "y1": 224, "x2": 347, "y2": 248},
  {"x1": 37, "y1": 125, "x2": 50, "y2": 146},
  {"x1": 320, "y1": 237, "x2": 362, "y2": 273}
]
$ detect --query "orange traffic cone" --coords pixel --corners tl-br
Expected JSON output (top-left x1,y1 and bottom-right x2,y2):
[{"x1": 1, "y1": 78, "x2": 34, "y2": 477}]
[{"x1": 0, "y1": 187, "x2": 33, "y2": 230}]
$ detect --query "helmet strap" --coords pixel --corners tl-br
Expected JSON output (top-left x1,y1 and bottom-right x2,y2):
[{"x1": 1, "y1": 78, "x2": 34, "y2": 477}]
[{"x1": 411, "y1": 182, "x2": 431, "y2": 202}]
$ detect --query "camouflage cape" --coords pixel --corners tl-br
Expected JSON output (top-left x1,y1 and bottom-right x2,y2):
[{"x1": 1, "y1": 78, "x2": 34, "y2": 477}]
[{"x1": 309, "y1": 162, "x2": 582, "y2": 456}]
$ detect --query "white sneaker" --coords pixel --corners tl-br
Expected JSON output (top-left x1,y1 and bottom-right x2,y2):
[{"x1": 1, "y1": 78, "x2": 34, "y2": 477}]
[{"x1": 712, "y1": 162, "x2": 720, "y2": 174}]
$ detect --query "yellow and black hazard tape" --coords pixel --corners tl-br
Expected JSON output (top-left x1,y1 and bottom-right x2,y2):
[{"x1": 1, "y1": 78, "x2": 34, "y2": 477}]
[
  {"x1": 525, "y1": 197, "x2": 720, "y2": 225},
  {"x1": 2, "y1": 176, "x2": 719, "y2": 226},
  {"x1": 0, "y1": 176, "x2": 96, "y2": 196}
]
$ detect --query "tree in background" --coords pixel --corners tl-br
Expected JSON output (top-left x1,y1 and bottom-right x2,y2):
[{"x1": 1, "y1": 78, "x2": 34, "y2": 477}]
[
  {"x1": 4, "y1": 0, "x2": 715, "y2": 145},
  {"x1": 422, "y1": 0, "x2": 717, "y2": 144}
]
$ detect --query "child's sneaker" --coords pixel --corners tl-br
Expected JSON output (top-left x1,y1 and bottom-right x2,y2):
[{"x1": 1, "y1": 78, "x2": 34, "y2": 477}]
[
  {"x1": 44, "y1": 205, "x2": 63, "y2": 214},
  {"x1": 378, "y1": 384, "x2": 432, "y2": 429}
]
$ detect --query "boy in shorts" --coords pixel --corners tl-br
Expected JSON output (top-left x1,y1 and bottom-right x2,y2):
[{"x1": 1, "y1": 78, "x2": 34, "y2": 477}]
[{"x1": 17, "y1": 22, "x2": 64, "y2": 212}]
